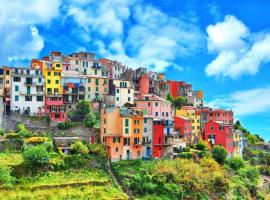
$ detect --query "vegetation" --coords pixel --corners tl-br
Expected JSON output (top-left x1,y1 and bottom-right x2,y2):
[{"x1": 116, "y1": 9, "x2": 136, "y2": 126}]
[
  {"x1": 234, "y1": 120, "x2": 264, "y2": 144},
  {"x1": 70, "y1": 140, "x2": 89, "y2": 155},
  {"x1": 23, "y1": 145, "x2": 50, "y2": 167},
  {"x1": 173, "y1": 96, "x2": 186, "y2": 109},
  {"x1": 212, "y1": 145, "x2": 227, "y2": 164}
]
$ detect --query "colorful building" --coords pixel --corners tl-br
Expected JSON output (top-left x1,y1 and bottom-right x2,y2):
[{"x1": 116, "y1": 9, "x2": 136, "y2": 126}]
[
  {"x1": 100, "y1": 107, "x2": 143, "y2": 162},
  {"x1": 204, "y1": 121, "x2": 234, "y2": 157},
  {"x1": 99, "y1": 58, "x2": 126, "y2": 79},
  {"x1": 176, "y1": 106, "x2": 201, "y2": 142},
  {"x1": 109, "y1": 80, "x2": 134, "y2": 107},
  {"x1": 167, "y1": 80, "x2": 180, "y2": 99},
  {"x1": 142, "y1": 115, "x2": 153, "y2": 159},
  {"x1": 85, "y1": 75, "x2": 109, "y2": 102},
  {"x1": 11, "y1": 68, "x2": 45, "y2": 115},
  {"x1": 174, "y1": 116, "x2": 192, "y2": 142}
]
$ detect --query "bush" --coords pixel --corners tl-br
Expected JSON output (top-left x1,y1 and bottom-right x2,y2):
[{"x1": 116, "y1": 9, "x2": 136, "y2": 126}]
[
  {"x1": 181, "y1": 147, "x2": 190, "y2": 152},
  {"x1": 0, "y1": 164, "x2": 15, "y2": 188},
  {"x1": 16, "y1": 124, "x2": 33, "y2": 138},
  {"x1": 88, "y1": 144, "x2": 107, "y2": 159},
  {"x1": 5, "y1": 132, "x2": 22, "y2": 139},
  {"x1": 23, "y1": 145, "x2": 50, "y2": 167},
  {"x1": 212, "y1": 145, "x2": 227, "y2": 164},
  {"x1": 26, "y1": 137, "x2": 48, "y2": 144},
  {"x1": 228, "y1": 157, "x2": 245, "y2": 171},
  {"x1": 0, "y1": 129, "x2": 4, "y2": 136},
  {"x1": 178, "y1": 152, "x2": 193, "y2": 159},
  {"x1": 57, "y1": 121, "x2": 73, "y2": 130},
  {"x1": 196, "y1": 141, "x2": 208, "y2": 151},
  {"x1": 64, "y1": 155, "x2": 88, "y2": 168},
  {"x1": 70, "y1": 141, "x2": 89, "y2": 155}
]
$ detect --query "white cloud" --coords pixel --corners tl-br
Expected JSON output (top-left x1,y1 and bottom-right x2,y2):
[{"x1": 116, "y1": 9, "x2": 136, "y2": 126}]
[
  {"x1": 205, "y1": 15, "x2": 270, "y2": 79},
  {"x1": 0, "y1": 0, "x2": 61, "y2": 65},
  {"x1": 67, "y1": 0, "x2": 204, "y2": 72},
  {"x1": 207, "y1": 87, "x2": 270, "y2": 116}
]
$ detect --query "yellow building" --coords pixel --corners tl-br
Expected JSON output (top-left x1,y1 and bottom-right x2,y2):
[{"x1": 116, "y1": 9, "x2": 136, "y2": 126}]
[
  {"x1": 42, "y1": 62, "x2": 63, "y2": 95},
  {"x1": 232, "y1": 130, "x2": 241, "y2": 157},
  {"x1": 0, "y1": 66, "x2": 12, "y2": 96},
  {"x1": 175, "y1": 106, "x2": 201, "y2": 142}
]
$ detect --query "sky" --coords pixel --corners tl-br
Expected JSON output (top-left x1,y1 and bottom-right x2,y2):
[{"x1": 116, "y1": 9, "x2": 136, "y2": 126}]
[{"x1": 0, "y1": 0, "x2": 270, "y2": 141}]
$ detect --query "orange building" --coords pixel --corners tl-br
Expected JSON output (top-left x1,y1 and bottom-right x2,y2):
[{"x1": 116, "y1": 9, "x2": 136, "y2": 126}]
[{"x1": 100, "y1": 107, "x2": 143, "y2": 162}]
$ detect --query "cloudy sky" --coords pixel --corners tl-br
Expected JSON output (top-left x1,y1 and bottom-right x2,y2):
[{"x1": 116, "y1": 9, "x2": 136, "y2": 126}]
[{"x1": 1, "y1": 0, "x2": 270, "y2": 140}]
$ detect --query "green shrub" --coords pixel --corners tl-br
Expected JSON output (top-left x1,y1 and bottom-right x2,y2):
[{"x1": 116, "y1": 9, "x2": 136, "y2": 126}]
[
  {"x1": 0, "y1": 164, "x2": 15, "y2": 187},
  {"x1": 49, "y1": 153, "x2": 66, "y2": 170},
  {"x1": 70, "y1": 141, "x2": 89, "y2": 155},
  {"x1": 57, "y1": 122, "x2": 73, "y2": 130},
  {"x1": 0, "y1": 129, "x2": 4, "y2": 136},
  {"x1": 196, "y1": 141, "x2": 208, "y2": 151},
  {"x1": 197, "y1": 150, "x2": 211, "y2": 158},
  {"x1": 178, "y1": 152, "x2": 193, "y2": 159},
  {"x1": 228, "y1": 157, "x2": 245, "y2": 171},
  {"x1": 212, "y1": 145, "x2": 227, "y2": 164},
  {"x1": 23, "y1": 145, "x2": 50, "y2": 167},
  {"x1": 64, "y1": 155, "x2": 88, "y2": 168},
  {"x1": 181, "y1": 147, "x2": 190, "y2": 152},
  {"x1": 5, "y1": 132, "x2": 22, "y2": 139},
  {"x1": 16, "y1": 123, "x2": 33, "y2": 138},
  {"x1": 88, "y1": 144, "x2": 107, "y2": 159}
]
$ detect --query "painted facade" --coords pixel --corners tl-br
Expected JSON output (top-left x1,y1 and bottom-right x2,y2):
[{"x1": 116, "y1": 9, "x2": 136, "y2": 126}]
[
  {"x1": 85, "y1": 75, "x2": 109, "y2": 102},
  {"x1": 11, "y1": 68, "x2": 45, "y2": 115},
  {"x1": 174, "y1": 116, "x2": 192, "y2": 142},
  {"x1": 204, "y1": 121, "x2": 234, "y2": 157}
]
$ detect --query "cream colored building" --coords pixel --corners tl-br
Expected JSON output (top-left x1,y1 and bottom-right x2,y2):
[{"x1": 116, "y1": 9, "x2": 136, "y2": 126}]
[
  {"x1": 85, "y1": 75, "x2": 109, "y2": 102},
  {"x1": 110, "y1": 80, "x2": 134, "y2": 107}
]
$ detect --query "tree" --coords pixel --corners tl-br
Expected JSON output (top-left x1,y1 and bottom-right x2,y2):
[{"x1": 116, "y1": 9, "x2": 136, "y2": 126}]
[
  {"x1": 23, "y1": 145, "x2": 50, "y2": 167},
  {"x1": 0, "y1": 128, "x2": 4, "y2": 136},
  {"x1": 173, "y1": 96, "x2": 186, "y2": 109},
  {"x1": 0, "y1": 164, "x2": 15, "y2": 187},
  {"x1": 166, "y1": 93, "x2": 173, "y2": 103},
  {"x1": 196, "y1": 140, "x2": 208, "y2": 151},
  {"x1": 70, "y1": 141, "x2": 89, "y2": 155},
  {"x1": 228, "y1": 157, "x2": 245, "y2": 171},
  {"x1": 74, "y1": 100, "x2": 91, "y2": 116},
  {"x1": 212, "y1": 145, "x2": 227, "y2": 164},
  {"x1": 84, "y1": 112, "x2": 97, "y2": 128}
]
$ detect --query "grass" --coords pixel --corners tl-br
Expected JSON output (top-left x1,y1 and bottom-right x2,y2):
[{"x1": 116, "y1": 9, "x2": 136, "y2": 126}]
[
  {"x1": 0, "y1": 153, "x2": 23, "y2": 166},
  {"x1": 0, "y1": 168, "x2": 128, "y2": 200}
]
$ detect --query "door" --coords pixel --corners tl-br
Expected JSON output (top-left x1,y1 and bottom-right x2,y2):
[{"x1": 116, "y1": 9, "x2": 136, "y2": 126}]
[
  {"x1": 126, "y1": 150, "x2": 130, "y2": 160},
  {"x1": 146, "y1": 147, "x2": 151, "y2": 158}
]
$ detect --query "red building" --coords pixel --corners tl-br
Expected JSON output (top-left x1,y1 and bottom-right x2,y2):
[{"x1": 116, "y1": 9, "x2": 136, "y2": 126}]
[
  {"x1": 207, "y1": 109, "x2": 234, "y2": 125},
  {"x1": 204, "y1": 121, "x2": 234, "y2": 156},
  {"x1": 153, "y1": 119, "x2": 165, "y2": 158},
  {"x1": 167, "y1": 80, "x2": 179, "y2": 99},
  {"x1": 138, "y1": 74, "x2": 149, "y2": 99},
  {"x1": 45, "y1": 96, "x2": 67, "y2": 122},
  {"x1": 174, "y1": 116, "x2": 192, "y2": 142}
]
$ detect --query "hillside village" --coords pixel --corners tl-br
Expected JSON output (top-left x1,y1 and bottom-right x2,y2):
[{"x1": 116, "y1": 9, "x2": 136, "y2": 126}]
[
  {"x1": 0, "y1": 51, "x2": 245, "y2": 161},
  {"x1": 0, "y1": 51, "x2": 269, "y2": 199}
]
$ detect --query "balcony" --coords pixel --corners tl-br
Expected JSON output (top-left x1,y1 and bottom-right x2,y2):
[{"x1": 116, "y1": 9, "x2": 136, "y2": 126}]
[
  {"x1": 132, "y1": 142, "x2": 142, "y2": 147},
  {"x1": 24, "y1": 81, "x2": 33, "y2": 85}
]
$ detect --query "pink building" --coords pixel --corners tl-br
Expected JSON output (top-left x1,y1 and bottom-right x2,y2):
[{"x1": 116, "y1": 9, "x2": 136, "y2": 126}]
[{"x1": 135, "y1": 94, "x2": 172, "y2": 119}]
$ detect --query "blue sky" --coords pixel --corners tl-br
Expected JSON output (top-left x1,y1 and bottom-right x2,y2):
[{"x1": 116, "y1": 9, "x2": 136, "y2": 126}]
[{"x1": 1, "y1": 0, "x2": 270, "y2": 141}]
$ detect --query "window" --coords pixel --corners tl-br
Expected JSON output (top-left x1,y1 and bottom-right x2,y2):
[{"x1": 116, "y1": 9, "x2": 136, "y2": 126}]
[
  {"x1": 15, "y1": 96, "x2": 19, "y2": 101},
  {"x1": 88, "y1": 87, "x2": 91, "y2": 92},
  {"x1": 13, "y1": 77, "x2": 21, "y2": 82},
  {"x1": 210, "y1": 126, "x2": 214, "y2": 130},
  {"x1": 144, "y1": 128, "x2": 147, "y2": 133},
  {"x1": 38, "y1": 78, "x2": 42, "y2": 83},
  {"x1": 47, "y1": 88, "x2": 52, "y2": 94},
  {"x1": 125, "y1": 128, "x2": 129, "y2": 134},
  {"x1": 15, "y1": 85, "x2": 19, "y2": 92},
  {"x1": 116, "y1": 89, "x2": 119, "y2": 93},
  {"x1": 95, "y1": 70, "x2": 97, "y2": 75},
  {"x1": 128, "y1": 97, "x2": 130, "y2": 101},
  {"x1": 125, "y1": 119, "x2": 129, "y2": 127},
  {"x1": 55, "y1": 80, "x2": 59, "y2": 84},
  {"x1": 96, "y1": 87, "x2": 98, "y2": 92},
  {"x1": 95, "y1": 79, "x2": 98, "y2": 85},
  {"x1": 124, "y1": 138, "x2": 130, "y2": 145},
  {"x1": 104, "y1": 119, "x2": 106, "y2": 124},
  {"x1": 115, "y1": 147, "x2": 118, "y2": 152},
  {"x1": 88, "y1": 78, "x2": 91, "y2": 83},
  {"x1": 155, "y1": 102, "x2": 158, "y2": 107},
  {"x1": 48, "y1": 72, "x2": 51, "y2": 76},
  {"x1": 54, "y1": 88, "x2": 59, "y2": 94},
  {"x1": 104, "y1": 128, "x2": 106, "y2": 134},
  {"x1": 25, "y1": 96, "x2": 32, "y2": 101},
  {"x1": 55, "y1": 114, "x2": 60, "y2": 119},
  {"x1": 27, "y1": 87, "x2": 31, "y2": 94},
  {"x1": 116, "y1": 97, "x2": 119, "y2": 101},
  {"x1": 155, "y1": 112, "x2": 158, "y2": 116},
  {"x1": 128, "y1": 89, "x2": 130, "y2": 94},
  {"x1": 134, "y1": 138, "x2": 140, "y2": 145},
  {"x1": 144, "y1": 118, "x2": 147, "y2": 123},
  {"x1": 36, "y1": 96, "x2": 43, "y2": 102},
  {"x1": 148, "y1": 102, "x2": 151, "y2": 107},
  {"x1": 47, "y1": 79, "x2": 51, "y2": 84},
  {"x1": 55, "y1": 64, "x2": 61, "y2": 68}
]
